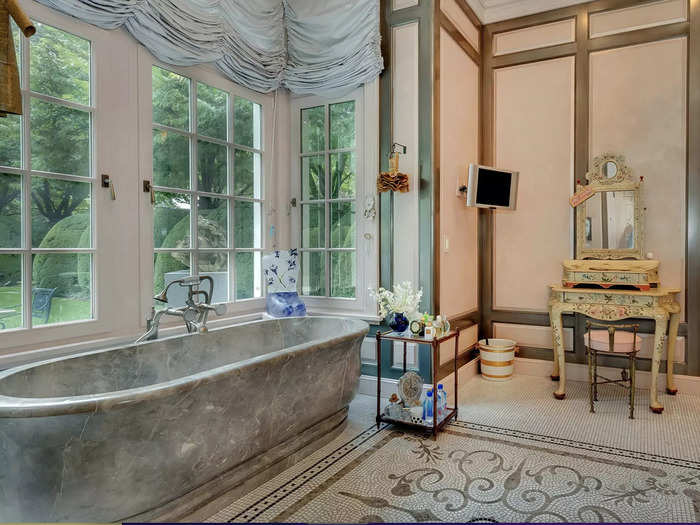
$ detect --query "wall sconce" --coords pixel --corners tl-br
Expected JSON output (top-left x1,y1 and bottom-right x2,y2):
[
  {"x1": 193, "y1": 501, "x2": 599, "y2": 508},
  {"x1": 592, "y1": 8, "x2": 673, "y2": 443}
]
[{"x1": 377, "y1": 143, "x2": 409, "y2": 193}]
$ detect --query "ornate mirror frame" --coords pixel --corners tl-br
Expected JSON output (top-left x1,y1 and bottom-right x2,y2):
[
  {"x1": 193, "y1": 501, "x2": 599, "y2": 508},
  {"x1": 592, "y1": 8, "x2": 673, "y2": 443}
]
[{"x1": 575, "y1": 154, "x2": 643, "y2": 260}]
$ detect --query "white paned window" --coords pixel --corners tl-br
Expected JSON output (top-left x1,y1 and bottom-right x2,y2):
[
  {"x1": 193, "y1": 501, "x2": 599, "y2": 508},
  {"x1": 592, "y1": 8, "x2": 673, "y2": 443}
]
[
  {"x1": 0, "y1": 21, "x2": 95, "y2": 331},
  {"x1": 291, "y1": 86, "x2": 379, "y2": 318},
  {"x1": 150, "y1": 65, "x2": 264, "y2": 307}
]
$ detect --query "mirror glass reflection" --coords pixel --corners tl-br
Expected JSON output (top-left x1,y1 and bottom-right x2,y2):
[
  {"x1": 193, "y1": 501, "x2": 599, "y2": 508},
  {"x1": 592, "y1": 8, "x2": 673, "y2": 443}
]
[
  {"x1": 583, "y1": 190, "x2": 635, "y2": 250},
  {"x1": 603, "y1": 161, "x2": 618, "y2": 179}
]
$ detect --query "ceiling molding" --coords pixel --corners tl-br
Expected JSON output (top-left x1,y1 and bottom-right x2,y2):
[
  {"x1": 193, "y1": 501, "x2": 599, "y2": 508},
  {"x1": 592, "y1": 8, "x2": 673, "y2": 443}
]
[{"x1": 466, "y1": 0, "x2": 590, "y2": 24}]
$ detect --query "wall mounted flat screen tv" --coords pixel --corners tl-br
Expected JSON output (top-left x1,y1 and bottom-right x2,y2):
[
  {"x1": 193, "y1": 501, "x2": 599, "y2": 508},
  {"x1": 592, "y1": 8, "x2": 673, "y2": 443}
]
[{"x1": 466, "y1": 164, "x2": 519, "y2": 210}]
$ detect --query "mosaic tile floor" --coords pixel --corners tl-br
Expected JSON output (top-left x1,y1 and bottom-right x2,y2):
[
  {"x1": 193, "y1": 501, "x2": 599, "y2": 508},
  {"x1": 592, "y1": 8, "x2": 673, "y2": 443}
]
[
  {"x1": 206, "y1": 420, "x2": 700, "y2": 523},
  {"x1": 458, "y1": 375, "x2": 700, "y2": 461},
  {"x1": 201, "y1": 377, "x2": 700, "y2": 523}
]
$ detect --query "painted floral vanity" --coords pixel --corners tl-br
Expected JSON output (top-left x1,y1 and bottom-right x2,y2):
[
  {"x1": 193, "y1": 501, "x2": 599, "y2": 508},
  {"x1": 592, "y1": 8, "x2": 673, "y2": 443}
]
[{"x1": 548, "y1": 154, "x2": 681, "y2": 413}]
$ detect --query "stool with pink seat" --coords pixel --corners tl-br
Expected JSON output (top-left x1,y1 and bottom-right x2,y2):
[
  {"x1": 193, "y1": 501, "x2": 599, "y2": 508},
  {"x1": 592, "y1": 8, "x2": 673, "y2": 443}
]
[{"x1": 585, "y1": 321, "x2": 641, "y2": 419}]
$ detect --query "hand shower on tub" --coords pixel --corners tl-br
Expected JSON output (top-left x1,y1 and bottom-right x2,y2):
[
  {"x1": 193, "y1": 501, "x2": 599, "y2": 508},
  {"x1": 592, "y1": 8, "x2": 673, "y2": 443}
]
[{"x1": 136, "y1": 275, "x2": 226, "y2": 343}]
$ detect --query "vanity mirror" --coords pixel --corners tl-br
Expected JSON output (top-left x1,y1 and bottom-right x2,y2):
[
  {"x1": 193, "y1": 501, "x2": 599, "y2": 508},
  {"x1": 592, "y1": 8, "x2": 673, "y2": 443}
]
[{"x1": 576, "y1": 154, "x2": 642, "y2": 260}]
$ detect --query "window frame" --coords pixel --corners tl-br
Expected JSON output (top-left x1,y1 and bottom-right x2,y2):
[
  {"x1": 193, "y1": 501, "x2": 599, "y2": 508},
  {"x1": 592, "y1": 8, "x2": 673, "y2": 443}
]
[
  {"x1": 0, "y1": 3, "x2": 110, "y2": 346},
  {"x1": 290, "y1": 84, "x2": 380, "y2": 319},
  {"x1": 138, "y1": 48, "x2": 274, "y2": 323}
]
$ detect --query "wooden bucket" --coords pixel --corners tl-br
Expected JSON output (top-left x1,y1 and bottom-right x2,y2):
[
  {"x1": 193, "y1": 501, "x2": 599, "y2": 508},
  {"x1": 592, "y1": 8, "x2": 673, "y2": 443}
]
[{"x1": 478, "y1": 338, "x2": 516, "y2": 381}]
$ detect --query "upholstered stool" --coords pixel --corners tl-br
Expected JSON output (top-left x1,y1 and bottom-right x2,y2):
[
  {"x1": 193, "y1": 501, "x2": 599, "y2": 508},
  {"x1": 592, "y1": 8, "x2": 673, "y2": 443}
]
[{"x1": 585, "y1": 321, "x2": 641, "y2": 419}]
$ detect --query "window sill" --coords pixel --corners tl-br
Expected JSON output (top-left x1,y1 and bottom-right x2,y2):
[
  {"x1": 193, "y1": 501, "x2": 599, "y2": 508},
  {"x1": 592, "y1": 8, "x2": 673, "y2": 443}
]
[
  {"x1": 0, "y1": 309, "x2": 266, "y2": 371},
  {"x1": 306, "y1": 308, "x2": 381, "y2": 324},
  {"x1": 0, "y1": 307, "x2": 379, "y2": 371}
]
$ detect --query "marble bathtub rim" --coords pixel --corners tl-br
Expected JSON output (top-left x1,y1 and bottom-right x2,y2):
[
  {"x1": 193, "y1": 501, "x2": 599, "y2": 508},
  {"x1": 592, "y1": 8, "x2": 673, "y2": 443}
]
[{"x1": 0, "y1": 316, "x2": 369, "y2": 418}]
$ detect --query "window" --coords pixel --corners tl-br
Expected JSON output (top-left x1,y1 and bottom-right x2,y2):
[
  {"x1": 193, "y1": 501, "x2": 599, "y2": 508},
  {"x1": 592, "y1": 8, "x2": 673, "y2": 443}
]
[
  {"x1": 0, "y1": 21, "x2": 94, "y2": 331},
  {"x1": 291, "y1": 87, "x2": 378, "y2": 317},
  {"x1": 151, "y1": 66, "x2": 264, "y2": 306}
]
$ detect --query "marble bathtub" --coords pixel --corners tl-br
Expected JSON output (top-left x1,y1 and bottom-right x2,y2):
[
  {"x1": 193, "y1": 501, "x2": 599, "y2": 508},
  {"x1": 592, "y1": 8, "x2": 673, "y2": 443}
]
[{"x1": 0, "y1": 316, "x2": 368, "y2": 522}]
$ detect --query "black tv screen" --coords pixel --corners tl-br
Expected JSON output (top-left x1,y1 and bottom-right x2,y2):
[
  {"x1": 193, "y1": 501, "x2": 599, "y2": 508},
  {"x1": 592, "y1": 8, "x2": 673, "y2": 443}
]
[{"x1": 475, "y1": 168, "x2": 512, "y2": 207}]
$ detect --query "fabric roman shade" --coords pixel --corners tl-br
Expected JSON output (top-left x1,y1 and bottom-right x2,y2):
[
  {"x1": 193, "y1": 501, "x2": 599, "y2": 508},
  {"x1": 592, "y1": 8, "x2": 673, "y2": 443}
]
[{"x1": 35, "y1": 0, "x2": 383, "y2": 96}]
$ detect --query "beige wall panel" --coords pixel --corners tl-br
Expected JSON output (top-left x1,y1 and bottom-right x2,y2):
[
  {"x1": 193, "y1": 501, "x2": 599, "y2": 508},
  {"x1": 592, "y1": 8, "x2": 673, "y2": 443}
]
[
  {"x1": 590, "y1": 0, "x2": 687, "y2": 39},
  {"x1": 391, "y1": 23, "x2": 420, "y2": 286},
  {"x1": 441, "y1": 0, "x2": 480, "y2": 51},
  {"x1": 635, "y1": 334, "x2": 685, "y2": 363},
  {"x1": 440, "y1": 28, "x2": 479, "y2": 319},
  {"x1": 493, "y1": 322, "x2": 574, "y2": 352},
  {"x1": 589, "y1": 37, "x2": 687, "y2": 317},
  {"x1": 392, "y1": 0, "x2": 418, "y2": 11},
  {"x1": 493, "y1": 18, "x2": 575, "y2": 56},
  {"x1": 493, "y1": 57, "x2": 575, "y2": 312},
  {"x1": 440, "y1": 323, "x2": 478, "y2": 365}
]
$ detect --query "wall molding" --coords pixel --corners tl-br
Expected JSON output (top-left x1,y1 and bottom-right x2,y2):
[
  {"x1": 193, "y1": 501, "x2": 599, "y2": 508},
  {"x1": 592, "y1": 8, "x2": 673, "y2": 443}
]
[
  {"x1": 479, "y1": 0, "x2": 699, "y2": 375},
  {"x1": 514, "y1": 356, "x2": 700, "y2": 395}
]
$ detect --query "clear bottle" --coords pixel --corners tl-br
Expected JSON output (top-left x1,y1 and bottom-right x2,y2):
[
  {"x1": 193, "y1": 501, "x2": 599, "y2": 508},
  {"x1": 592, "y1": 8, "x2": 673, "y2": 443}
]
[
  {"x1": 422, "y1": 390, "x2": 434, "y2": 424},
  {"x1": 437, "y1": 384, "x2": 447, "y2": 420}
]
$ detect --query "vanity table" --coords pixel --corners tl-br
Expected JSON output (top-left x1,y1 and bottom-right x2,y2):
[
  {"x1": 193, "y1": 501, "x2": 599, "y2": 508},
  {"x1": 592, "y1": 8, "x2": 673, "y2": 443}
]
[{"x1": 549, "y1": 154, "x2": 681, "y2": 413}]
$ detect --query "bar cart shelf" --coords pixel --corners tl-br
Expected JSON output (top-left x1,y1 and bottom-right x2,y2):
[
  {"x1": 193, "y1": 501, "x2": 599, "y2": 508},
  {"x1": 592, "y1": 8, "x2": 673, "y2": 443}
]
[{"x1": 375, "y1": 329, "x2": 460, "y2": 437}]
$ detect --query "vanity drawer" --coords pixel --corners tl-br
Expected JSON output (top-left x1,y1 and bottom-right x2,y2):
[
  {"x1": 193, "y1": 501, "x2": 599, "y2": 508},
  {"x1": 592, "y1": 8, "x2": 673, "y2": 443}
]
[
  {"x1": 563, "y1": 292, "x2": 654, "y2": 306},
  {"x1": 571, "y1": 271, "x2": 644, "y2": 284}
]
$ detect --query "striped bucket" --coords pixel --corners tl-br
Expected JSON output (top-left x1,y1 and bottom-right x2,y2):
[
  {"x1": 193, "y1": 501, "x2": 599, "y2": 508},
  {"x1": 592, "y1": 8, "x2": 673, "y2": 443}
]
[{"x1": 478, "y1": 338, "x2": 516, "y2": 381}]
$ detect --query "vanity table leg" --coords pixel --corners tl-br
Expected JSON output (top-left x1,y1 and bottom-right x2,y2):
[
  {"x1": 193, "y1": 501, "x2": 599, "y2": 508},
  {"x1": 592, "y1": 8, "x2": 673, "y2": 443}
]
[
  {"x1": 549, "y1": 306, "x2": 560, "y2": 381},
  {"x1": 551, "y1": 308, "x2": 566, "y2": 399},
  {"x1": 666, "y1": 311, "x2": 681, "y2": 395},
  {"x1": 649, "y1": 317, "x2": 667, "y2": 414}
]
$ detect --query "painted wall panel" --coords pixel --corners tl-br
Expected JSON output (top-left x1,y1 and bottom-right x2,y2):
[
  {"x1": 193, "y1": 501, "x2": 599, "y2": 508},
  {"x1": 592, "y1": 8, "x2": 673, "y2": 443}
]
[
  {"x1": 493, "y1": 322, "x2": 684, "y2": 362},
  {"x1": 439, "y1": 28, "x2": 479, "y2": 319},
  {"x1": 391, "y1": 23, "x2": 420, "y2": 287},
  {"x1": 589, "y1": 0, "x2": 687, "y2": 39},
  {"x1": 493, "y1": 56, "x2": 575, "y2": 312},
  {"x1": 589, "y1": 38, "x2": 687, "y2": 317},
  {"x1": 440, "y1": 323, "x2": 478, "y2": 365},
  {"x1": 441, "y1": 0, "x2": 481, "y2": 51},
  {"x1": 493, "y1": 18, "x2": 575, "y2": 56},
  {"x1": 361, "y1": 336, "x2": 377, "y2": 364},
  {"x1": 392, "y1": 0, "x2": 418, "y2": 11},
  {"x1": 494, "y1": 322, "x2": 574, "y2": 352}
]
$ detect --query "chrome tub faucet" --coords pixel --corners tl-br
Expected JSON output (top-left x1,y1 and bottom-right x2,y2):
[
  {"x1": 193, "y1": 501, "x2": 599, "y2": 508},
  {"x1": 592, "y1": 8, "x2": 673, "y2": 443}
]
[{"x1": 136, "y1": 275, "x2": 226, "y2": 343}]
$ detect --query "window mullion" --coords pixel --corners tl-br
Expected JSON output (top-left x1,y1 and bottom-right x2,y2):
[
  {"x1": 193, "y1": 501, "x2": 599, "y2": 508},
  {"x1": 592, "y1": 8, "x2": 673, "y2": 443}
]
[
  {"x1": 21, "y1": 32, "x2": 32, "y2": 330},
  {"x1": 190, "y1": 79, "x2": 199, "y2": 279},
  {"x1": 234, "y1": 93, "x2": 238, "y2": 303},
  {"x1": 324, "y1": 104, "x2": 331, "y2": 298}
]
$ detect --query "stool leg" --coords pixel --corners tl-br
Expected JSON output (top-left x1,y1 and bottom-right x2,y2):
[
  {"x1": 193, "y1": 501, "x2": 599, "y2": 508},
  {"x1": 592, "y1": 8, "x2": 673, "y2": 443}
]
[
  {"x1": 587, "y1": 348, "x2": 594, "y2": 413},
  {"x1": 629, "y1": 353, "x2": 636, "y2": 420},
  {"x1": 593, "y1": 349, "x2": 599, "y2": 401}
]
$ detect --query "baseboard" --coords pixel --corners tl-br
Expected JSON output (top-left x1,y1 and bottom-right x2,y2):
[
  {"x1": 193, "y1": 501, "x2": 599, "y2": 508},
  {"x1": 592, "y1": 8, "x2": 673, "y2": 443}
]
[
  {"x1": 358, "y1": 356, "x2": 480, "y2": 397},
  {"x1": 513, "y1": 357, "x2": 700, "y2": 397}
]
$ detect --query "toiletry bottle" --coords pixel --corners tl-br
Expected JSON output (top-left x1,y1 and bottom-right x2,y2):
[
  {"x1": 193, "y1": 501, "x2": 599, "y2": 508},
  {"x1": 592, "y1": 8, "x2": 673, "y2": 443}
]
[
  {"x1": 424, "y1": 321, "x2": 435, "y2": 340},
  {"x1": 437, "y1": 384, "x2": 447, "y2": 420},
  {"x1": 422, "y1": 390, "x2": 434, "y2": 424}
]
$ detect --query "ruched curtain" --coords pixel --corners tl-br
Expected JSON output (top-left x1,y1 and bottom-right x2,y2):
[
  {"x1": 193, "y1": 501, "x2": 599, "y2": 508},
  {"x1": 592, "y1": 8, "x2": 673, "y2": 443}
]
[{"x1": 35, "y1": 0, "x2": 383, "y2": 96}]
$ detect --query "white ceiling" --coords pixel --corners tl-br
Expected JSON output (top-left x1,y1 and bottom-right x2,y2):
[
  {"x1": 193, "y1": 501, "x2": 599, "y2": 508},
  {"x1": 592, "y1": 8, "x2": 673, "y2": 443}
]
[{"x1": 465, "y1": 0, "x2": 591, "y2": 24}]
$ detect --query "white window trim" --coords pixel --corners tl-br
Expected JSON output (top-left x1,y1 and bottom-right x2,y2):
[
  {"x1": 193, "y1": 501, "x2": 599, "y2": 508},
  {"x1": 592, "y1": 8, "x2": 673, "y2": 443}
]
[
  {"x1": 290, "y1": 81, "x2": 380, "y2": 320},
  {"x1": 137, "y1": 47, "x2": 275, "y2": 328},
  {"x1": 0, "y1": 1, "x2": 117, "y2": 350}
]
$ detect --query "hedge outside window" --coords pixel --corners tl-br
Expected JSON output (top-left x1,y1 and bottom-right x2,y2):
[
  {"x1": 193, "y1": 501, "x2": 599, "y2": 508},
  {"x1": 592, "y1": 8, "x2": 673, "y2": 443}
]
[
  {"x1": 0, "y1": 21, "x2": 93, "y2": 331},
  {"x1": 152, "y1": 66, "x2": 263, "y2": 306}
]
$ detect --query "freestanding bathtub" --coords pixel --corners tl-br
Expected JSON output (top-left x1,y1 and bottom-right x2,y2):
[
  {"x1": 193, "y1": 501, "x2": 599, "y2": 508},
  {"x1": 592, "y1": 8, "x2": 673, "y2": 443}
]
[{"x1": 0, "y1": 316, "x2": 368, "y2": 522}]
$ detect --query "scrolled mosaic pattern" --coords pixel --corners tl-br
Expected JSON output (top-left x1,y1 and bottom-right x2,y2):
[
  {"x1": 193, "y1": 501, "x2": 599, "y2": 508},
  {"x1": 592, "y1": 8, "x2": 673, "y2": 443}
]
[{"x1": 207, "y1": 420, "x2": 700, "y2": 523}]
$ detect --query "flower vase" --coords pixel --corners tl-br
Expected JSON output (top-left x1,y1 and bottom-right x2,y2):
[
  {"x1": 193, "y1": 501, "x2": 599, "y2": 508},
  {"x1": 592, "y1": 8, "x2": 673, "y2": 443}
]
[{"x1": 389, "y1": 312, "x2": 409, "y2": 333}]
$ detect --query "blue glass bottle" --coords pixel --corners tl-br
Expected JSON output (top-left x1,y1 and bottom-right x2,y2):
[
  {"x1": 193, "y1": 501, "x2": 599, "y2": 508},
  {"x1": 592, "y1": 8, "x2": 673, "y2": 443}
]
[{"x1": 422, "y1": 390, "x2": 434, "y2": 424}]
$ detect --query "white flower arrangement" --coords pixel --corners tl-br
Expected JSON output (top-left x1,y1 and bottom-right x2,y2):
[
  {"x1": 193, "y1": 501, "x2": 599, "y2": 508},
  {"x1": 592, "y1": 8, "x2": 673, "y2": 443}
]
[{"x1": 369, "y1": 281, "x2": 423, "y2": 319}]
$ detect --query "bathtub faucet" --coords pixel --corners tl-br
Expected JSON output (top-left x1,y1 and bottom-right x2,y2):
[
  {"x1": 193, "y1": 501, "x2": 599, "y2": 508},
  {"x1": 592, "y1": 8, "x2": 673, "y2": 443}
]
[{"x1": 136, "y1": 275, "x2": 226, "y2": 343}]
